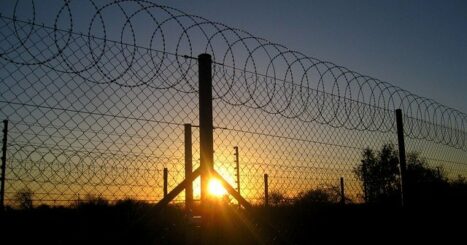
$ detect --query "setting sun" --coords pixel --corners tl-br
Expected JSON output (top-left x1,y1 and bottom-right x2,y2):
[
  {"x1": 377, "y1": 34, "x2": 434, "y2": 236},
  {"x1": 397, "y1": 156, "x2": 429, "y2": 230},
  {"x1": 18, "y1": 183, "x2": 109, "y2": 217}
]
[{"x1": 208, "y1": 178, "x2": 227, "y2": 197}]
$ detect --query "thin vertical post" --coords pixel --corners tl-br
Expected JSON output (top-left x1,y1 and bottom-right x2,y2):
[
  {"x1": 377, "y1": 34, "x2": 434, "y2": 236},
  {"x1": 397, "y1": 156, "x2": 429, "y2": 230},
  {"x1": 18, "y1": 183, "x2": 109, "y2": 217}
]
[
  {"x1": 234, "y1": 146, "x2": 240, "y2": 195},
  {"x1": 340, "y1": 177, "x2": 345, "y2": 205},
  {"x1": 163, "y1": 168, "x2": 168, "y2": 198},
  {"x1": 1, "y1": 120, "x2": 8, "y2": 210},
  {"x1": 198, "y1": 53, "x2": 213, "y2": 205},
  {"x1": 264, "y1": 174, "x2": 269, "y2": 207},
  {"x1": 396, "y1": 109, "x2": 407, "y2": 207},
  {"x1": 184, "y1": 124, "x2": 193, "y2": 211}
]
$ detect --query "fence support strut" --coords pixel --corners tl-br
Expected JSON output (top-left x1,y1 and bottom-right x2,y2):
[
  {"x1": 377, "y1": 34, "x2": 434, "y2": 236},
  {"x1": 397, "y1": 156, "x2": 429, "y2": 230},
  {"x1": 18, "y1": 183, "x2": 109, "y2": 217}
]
[
  {"x1": 156, "y1": 54, "x2": 251, "y2": 215},
  {"x1": 156, "y1": 168, "x2": 201, "y2": 208}
]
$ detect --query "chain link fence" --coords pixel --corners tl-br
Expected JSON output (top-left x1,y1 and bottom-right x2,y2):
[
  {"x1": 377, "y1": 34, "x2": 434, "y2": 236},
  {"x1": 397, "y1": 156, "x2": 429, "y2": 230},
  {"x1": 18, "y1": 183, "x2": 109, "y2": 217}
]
[{"x1": 0, "y1": 0, "x2": 465, "y2": 207}]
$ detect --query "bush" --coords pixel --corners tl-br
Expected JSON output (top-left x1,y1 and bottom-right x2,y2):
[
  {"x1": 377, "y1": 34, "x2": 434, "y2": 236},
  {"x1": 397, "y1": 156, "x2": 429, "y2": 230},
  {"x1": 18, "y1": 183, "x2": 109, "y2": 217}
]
[
  {"x1": 269, "y1": 191, "x2": 289, "y2": 206},
  {"x1": 14, "y1": 188, "x2": 34, "y2": 209},
  {"x1": 295, "y1": 185, "x2": 342, "y2": 205}
]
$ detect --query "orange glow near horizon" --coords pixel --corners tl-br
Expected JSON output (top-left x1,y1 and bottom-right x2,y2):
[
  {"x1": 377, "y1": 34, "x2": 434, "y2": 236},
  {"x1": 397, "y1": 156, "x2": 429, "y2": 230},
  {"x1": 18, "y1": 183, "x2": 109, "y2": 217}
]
[{"x1": 208, "y1": 178, "x2": 227, "y2": 197}]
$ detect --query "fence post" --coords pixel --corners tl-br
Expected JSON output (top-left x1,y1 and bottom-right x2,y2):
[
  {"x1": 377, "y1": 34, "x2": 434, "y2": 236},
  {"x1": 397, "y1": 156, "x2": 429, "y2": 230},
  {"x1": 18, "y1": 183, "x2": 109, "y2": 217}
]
[
  {"x1": 163, "y1": 168, "x2": 168, "y2": 198},
  {"x1": 395, "y1": 109, "x2": 407, "y2": 207},
  {"x1": 340, "y1": 177, "x2": 345, "y2": 205},
  {"x1": 264, "y1": 173, "x2": 269, "y2": 207},
  {"x1": 185, "y1": 124, "x2": 193, "y2": 212},
  {"x1": 198, "y1": 53, "x2": 214, "y2": 244},
  {"x1": 198, "y1": 53, "x2": 213, "y2": 206},
  {"x1": 1, "y1": 120, "x2": 8, "y2": 210},
  {"x1": 234, "y1": 146, "x2": 240, "y2": 195},
  {"x1": 184, "y1": 124, "x2": 194, "y2": 245}
]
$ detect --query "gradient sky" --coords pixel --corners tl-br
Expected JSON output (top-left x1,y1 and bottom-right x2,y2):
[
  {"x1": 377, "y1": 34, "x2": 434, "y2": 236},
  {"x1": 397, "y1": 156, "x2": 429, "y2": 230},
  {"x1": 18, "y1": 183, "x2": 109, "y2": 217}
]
[{"x1": 161, "y1": 0, "x2": 467, "y2": 113}]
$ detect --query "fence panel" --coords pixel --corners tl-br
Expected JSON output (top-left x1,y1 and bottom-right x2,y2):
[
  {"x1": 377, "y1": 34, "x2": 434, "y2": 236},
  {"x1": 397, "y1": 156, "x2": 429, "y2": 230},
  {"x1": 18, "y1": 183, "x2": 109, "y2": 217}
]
[{"x1": 0, "y1": 0, "x2": 465, "y2": 207}]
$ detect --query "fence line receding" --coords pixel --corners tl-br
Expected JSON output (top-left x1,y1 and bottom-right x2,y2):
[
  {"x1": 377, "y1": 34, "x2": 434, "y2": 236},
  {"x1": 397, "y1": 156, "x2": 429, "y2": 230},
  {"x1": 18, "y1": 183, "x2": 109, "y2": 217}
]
[{"x1": 0, "y1": 0, "x2": 465, "y2": 207}]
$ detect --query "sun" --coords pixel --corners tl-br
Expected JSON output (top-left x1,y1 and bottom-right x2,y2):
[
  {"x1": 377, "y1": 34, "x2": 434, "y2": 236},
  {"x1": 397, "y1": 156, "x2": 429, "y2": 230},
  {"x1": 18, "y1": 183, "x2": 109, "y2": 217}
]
[{"x1": 208, "y1": 178, "x2": 227, "y2": 197}]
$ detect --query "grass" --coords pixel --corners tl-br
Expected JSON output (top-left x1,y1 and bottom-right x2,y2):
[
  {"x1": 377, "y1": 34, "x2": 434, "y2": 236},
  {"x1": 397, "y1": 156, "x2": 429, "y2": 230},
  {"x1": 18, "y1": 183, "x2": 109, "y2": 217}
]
[{"x1": 1, "y1": 198, "x2": 465, "y2": 245}]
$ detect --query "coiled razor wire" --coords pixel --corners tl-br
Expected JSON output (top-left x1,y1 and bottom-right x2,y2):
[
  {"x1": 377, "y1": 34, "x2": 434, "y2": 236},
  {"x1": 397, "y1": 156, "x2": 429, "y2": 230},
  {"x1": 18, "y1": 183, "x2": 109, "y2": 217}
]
[{"x1": 0, "y1": 0, "x2": 464, "y2": 149}]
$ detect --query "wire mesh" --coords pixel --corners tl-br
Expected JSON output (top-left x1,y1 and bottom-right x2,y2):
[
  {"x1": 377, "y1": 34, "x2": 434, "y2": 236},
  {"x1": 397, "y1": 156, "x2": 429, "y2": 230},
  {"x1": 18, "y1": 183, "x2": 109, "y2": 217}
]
[
  {"x1": 0, "y1": 9, "x2": 201, "y2": 204},
  {"x1": 0, "y1": 0, "x2": 465, "y2": 207},
  {"x1": 211, "y1": 64, "x2": 399, "y2": 204}
]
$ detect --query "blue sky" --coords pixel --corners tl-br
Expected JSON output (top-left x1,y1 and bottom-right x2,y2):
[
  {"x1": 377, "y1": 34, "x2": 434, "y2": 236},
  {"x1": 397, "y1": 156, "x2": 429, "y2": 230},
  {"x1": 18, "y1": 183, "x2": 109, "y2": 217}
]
[
  {"x1": 162, "y1": 0, "x2": 467, "y2": 113},
  {"x1": 1, "y1": 0, "x2": 465, "y2": 112}
]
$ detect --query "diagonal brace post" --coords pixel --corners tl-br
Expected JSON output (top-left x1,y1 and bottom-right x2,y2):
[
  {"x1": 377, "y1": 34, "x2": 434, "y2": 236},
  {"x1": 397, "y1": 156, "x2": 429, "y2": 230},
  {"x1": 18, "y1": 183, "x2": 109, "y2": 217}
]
[
  {"x1": 156, "y1": 167, "x2": 201, "y2": 208},
  {"x1": 212, "y1": 170, "x2": 251, "y2": 209}
]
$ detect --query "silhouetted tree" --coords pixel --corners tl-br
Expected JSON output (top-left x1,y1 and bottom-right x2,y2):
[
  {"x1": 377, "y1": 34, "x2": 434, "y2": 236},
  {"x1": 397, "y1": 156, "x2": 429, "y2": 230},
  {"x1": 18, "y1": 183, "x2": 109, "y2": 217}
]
[
  {"x1": 74, "y1": 194, "x2": 109, "y2": 208},
  {"x1": 354, "y1": 144, "x2": 400, "y2": 204},
  {"x1": 295, "y1": 185, "x2": 343, "y2": 205},
  {"x1": 451, "y1": 175, "x2": 467, "y2": 187},
  {"x1": 354, "y1": 143, "x2": 451, "y2": 205},
  {"x1": 444, "y1": 175, "x2": 467, "y2": 207},
  {"x1": 15, "y1": 188, "x2": 34, "y2": 209},
  {"x1": 405, "y1": 152, "x2": 447, "y2": 204},
  {"x1": 269, "y1": 191, "x2": 288, "y2": 206}
]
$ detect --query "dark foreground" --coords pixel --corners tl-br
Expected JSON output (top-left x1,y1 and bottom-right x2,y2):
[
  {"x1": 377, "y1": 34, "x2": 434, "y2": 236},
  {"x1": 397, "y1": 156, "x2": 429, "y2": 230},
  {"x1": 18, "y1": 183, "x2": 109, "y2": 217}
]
[{"x1": 1, "y1": 200, "x2": 465, "y2": 245}]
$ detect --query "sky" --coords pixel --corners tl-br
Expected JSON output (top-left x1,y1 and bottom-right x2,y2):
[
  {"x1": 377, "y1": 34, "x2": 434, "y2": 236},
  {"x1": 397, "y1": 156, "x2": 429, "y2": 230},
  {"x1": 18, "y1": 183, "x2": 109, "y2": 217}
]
[{"x1": 161, "y1": 0, "x2": 467, "y2": 113}]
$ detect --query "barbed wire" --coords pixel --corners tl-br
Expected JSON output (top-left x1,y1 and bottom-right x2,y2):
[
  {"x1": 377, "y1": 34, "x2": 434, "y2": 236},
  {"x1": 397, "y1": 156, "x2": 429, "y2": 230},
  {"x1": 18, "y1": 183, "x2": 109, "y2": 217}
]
[
  {"x1": 0, "y1": 0, "x2": 465, "y2": 148},
  {"x1": 0, "y1": 0, "x2": 465, "y2": 207}
]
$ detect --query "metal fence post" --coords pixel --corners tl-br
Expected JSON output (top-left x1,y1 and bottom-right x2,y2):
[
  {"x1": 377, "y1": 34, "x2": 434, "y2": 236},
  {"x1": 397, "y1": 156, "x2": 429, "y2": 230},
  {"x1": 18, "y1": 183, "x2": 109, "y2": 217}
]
[
  {"x1": 163, "y1": 168, "x2": 168, "y2": 198},
  {"x1": 1, "y1": 120, "x2": 8, "y2": 210},
  {"x1": 185, "y1": 124, "x2": 193, "y2": 212},
  {"x1": 396, "y1": 109, "x2": 407, "y2": 207},
  {"x1": 264, "y1": 173, "x2": 269, "y2": 207},
  {"x1": 340, "y1": 177, "x2": 345, "y2": 205},
  {"x1": 198, "y1": 53, "x2": 213, "y2": 206},
  {"x1": 234, "y1": 146, "x2": 240, "y2": 195},
  {"x1": 199, "y1": 53, "x2": 214, "y2": 244}
]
